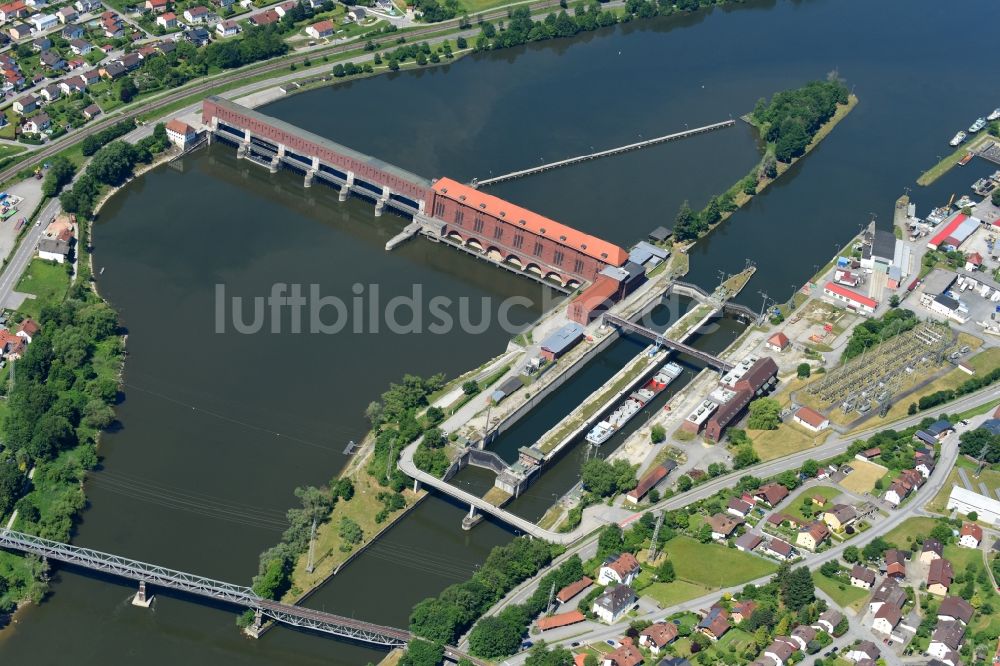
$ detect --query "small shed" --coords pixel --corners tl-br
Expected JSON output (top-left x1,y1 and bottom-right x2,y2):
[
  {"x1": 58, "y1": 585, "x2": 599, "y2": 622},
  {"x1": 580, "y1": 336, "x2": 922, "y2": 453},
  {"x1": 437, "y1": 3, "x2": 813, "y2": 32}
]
[{"x1": 648, "y1": 226, "x2": 671, "y2": 243}]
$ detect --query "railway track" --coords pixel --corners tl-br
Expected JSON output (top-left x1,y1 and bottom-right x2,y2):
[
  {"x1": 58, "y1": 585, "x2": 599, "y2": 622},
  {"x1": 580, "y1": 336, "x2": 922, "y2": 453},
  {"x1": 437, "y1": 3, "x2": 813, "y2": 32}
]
[{"x1": 0, "y1": 0, "x2": 566, "y2": 186}]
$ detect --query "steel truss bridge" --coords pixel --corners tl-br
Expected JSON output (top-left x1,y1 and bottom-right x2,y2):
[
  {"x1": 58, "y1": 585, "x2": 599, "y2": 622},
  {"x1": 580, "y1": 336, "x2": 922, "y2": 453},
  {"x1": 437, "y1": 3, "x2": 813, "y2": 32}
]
[{"x1": 0, "y1": 529, "x2": 477, "y2": 662}]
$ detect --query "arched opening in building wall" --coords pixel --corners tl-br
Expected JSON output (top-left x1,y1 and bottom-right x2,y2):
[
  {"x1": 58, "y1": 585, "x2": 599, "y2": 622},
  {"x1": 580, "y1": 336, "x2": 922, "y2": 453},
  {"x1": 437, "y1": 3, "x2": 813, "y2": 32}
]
[
  {"x1": 506, "y1": 255, "x2": 523, "y2": 269},
  {"x1": 466, "y1": 238, "x2": 484, "y2": 252},
  {"x1": 485, "y1": 247, "x2": 503, "y2": 262},
  {"x1": 446, "y1": 231, "x2": 464, "y2": 244},
  {"x1": 544, "y1": 272, "x2": 566, "y2": 287},
  {"x1": 525, "y1": 264, "x2": 543, "y2": 276}
]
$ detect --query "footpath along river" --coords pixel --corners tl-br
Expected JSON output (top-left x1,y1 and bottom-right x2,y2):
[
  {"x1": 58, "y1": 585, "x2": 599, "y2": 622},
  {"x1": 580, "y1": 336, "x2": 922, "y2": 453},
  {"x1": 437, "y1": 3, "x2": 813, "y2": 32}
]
[{"x1": 2, "y1": 0, "x2": 999, "y2": 663}]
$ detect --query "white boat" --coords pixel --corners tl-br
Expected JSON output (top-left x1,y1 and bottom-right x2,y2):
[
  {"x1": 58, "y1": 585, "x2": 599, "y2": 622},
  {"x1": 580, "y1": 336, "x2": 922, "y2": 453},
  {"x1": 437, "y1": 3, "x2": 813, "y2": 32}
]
[
  {"x1": 607, "y1": 398, "x2": 643, "y2": 428},
  {"x1": 585, "y1": 421, "x2": 614, "y2": 445},
  {"x1": 949, "y1": 131, "x2": 967, "y2": 147},
  {"x1": 988, "y1": 108, "x2": 1000, "y2": 122},
  {"x1": 969, "y1": 117, "x2": 987, "y2": 133}
]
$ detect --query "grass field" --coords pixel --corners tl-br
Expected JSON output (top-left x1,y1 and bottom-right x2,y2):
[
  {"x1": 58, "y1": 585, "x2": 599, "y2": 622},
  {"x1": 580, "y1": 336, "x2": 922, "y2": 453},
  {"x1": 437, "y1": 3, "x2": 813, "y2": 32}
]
[
  {"x1": 883, "y1": 516, "x2": 937, "y2": 549},
  {"x1": 815, "y1": 573, "x2": 869, "y2": 611},
  {"x1": 942, "y1": 543, "x2": 1000, "y2": 634},
  {"x1": 14, "y1": 259, "x2": 70, "y2": 319},
  {"x1": 750, "y1": 422, "x2": 830, "y2": 462},
  {"x1": 662, "y1": 536, "x2": 777, "y2": 588},
  {"x1": 838, "y1": 459, "x2": 888, "y2": 494},
  {"x1": 643, "y1": 579, "x2": 712, "y2": 607}
]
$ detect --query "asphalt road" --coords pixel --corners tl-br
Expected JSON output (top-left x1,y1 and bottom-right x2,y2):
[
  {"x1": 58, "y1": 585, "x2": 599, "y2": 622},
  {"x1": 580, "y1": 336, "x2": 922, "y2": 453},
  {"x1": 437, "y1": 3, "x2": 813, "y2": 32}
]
[{"x1": 0, "y1": 196, "x2": 59, "y2": 309}]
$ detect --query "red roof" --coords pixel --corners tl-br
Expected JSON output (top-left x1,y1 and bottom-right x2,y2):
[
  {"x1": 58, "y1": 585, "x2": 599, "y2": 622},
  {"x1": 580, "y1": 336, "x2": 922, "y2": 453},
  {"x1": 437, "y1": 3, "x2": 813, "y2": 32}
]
[
  {"x1": 432, "y1": 178, "x2": 629, "y2": 266},
  {"x1": 967, "y1": 252, "x2": 983, "y2": 265},
  {"x1": 824, "y1": 281, "x2": 877, "y2": 309},
  {"x1": 929, "y1": 213, "x2": 967, "y2": 249},
  {"x1": 311, "y1": 19, "x2": 334, "y2": 32},
  {"x1": 556, "y1": 576, "x2": 592, "y2": 603},
  {"x1": 17, "y1": 318, "x2": 39, "y2": 335},
  {"x1": 536, "y1": 610, "x2": 585, "y2": 631},
  {"x1": 768, "y1": 331, "x2": 789, "y2": 349},
  {"x1": 251, "y1": 9, "x2": 279, "y2": 24},
  {"x1": 794, "y1": 406, "x2": 827, "y2": 428},
  {"x1": 961, "y1": 522, "x2": 983, "y2": 542},
  {"x1": 166, "y1": 118, "x2": 193, "y2": 135}
]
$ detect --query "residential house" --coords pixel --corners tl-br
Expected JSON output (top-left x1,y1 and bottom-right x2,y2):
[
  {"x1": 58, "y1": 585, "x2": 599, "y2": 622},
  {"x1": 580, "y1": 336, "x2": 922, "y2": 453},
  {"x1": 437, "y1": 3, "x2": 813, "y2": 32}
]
[
  {"x1": 68, "y1": 38, "x2": 91, "y2": 54},
  {"x1": 29, "y1": 12, "x2": 56, "y2": 31},
  {"x1": 795, "y1": 521, "x2": 830, "y2": 552},
  {"x1": 959, "y1": 522, "x2": 982, "y2": 548},
  {"x1": 598, "y1": 552, "x2": 640, "y2": 586},
  {"x1": 0, "y1": 330, "x2": 25, "y2": 359},
  {"x1": 731, "y1": 600, "x2": 756, "y2": 624},
  {"x1": 57, "y1": 76, "x2": 85, "y2": 94},
  {"x1": 763, "y1": 639, "x2": 795, "y2": 666},
  {"x1": 74, "y1": 0, "x2": 100, "y2": 11},
  {"x1": 144, "y1": 0, "x2": 168, "y2": 12},
  {"x1": 856, "y1": 447, "x2": 881, "y2": 461},
  {"x1": 183, "y1": 5, "x2": 208, "y2": 22},
  {"x1": 37, "y1": 236, "x2": 70, "y2": 262},
  {"x1": 348, "y1": 6, "x2": 366, "y2": 21},
  {"x1": 926, "y1": 420, "x2": 954, "y2": 440},
  {"x1": 638, "y1": 623, "x2": 678, "y2": 655},
  {"x1": 850, "y1": 565, "x2": 877, "y2": 589},
  {"x1": 0, "y1": 0, "x2": 28, "y2": 22},
  {"x1": 16, "y1": 318, "x2": 39, "y2": 342},
  {"x1": 927, "y1": 558, "x2": 954, "y2": 596},
  {"x1": 793, "y1": 405, "x2": 829, "y2": 432},
  {"x1": 40, "y1": 50, "x2": 65, "y2": 70},
  {"x1": 603, "y1": 639, "x2": 643, "y2": 666},
  {"x1": 12, "y1": 93, "x2": 35, "y2": 114},
  {"x1": 119, "y1": 52, "x2": 141, "y2": 70},
  {"x1": 754, "y1": 483, "x2": 789, "y2": 508},
  {"x1": 213, "y1": 0, "x2": 234, "y2": 7},
  {"x1": 156, "y1": 11, "x2": 176, "y2": 28},
  {"x1": 3, "y1": 67, "x2": 24, "y2": 89},
  {"x1": 273, "y1": 0, "x2": 295, "y2": 16},
  {"x1": 100, "y1": 60, "x2": 125, "y2": 78},
  {"x1": 592, "y1": 584, "x2": 635, "y2": 624},
  {"x1": 57, "y1": 5, "x2": 76, "y2": 22},
  {"x1": 823, "y1": 504, "x2": 857, "y2": 532},
  {"x1": 734, "y1": 532, "x2": 762, "y2": 553},
  {"x1": 872, "y1": 603, "x2": 902, "y2": 635},
  {"x1": 306, "y1": 18, "x2": 334, "y2": 39},
  {"x1": 215, "y1": 18, "x2": 238, "y2": 36},
  {"x1": 764, "y1": 538, "x2": 795, "y2": 561},
  {"x1": 869, "y1": 578, "x2": 906, "y2": 615},
  {"x1": 82, "y1": 103, "x2": 99, "y2": 119},
  {"x1": 937, "y1": 596, "x2": 974, "y2": 625},
  {"x1": 707, "y1": 513, "x2": 743, "y2": 541},
  {"x1": 182, "y1": 27, "x2": 209, "y2": 45},
  {"x1": 726, "y1": 498, "x2": 753, "y2": 518},
  {"x1": 765, "y1": 331, "x2": 789, "y2": 352},
  {"x1": 9, "y1": 23, "x2": 33, "y2": 40},
  {"x1": 625, "y1": 462, "x2": 675, "y2": 505},
  {"x1": 30, "y1": 34, "x2": 48, "y2": 49},
  {"x1": 61, "y1": 24, "x2": 83, "y2": 39},
  {"x1": 884, "y1": 549, "x2": 908, "y2": 578},
  {"x1": 915, "y1": 452, "x2": 936, "y2": 478},
  {"x1": 920, "y1": 539, "x2": 943, "y2": 564},
  {"x1": 927, "y1": 620, "x2": 965, "y2": 661},
  {"x1": 814, "y1": 609, "x2": 844, "y2": 635},
  {"x1": 80, "y1": 68, "x2": 100, "y2": 85},
  {"x1": 696, "y1": 606, "x2": 730, "y2": 640},
  {"x1": 23, "y1": 111, "x2": 49, "y2": 132},
  {"x1": 844, "y1": 641, "x2": 880, "y2": 664},
  {"x1": 555, "y1": 576, "x2": 592, "y2": 604},
  {"x1": 789, "y1": 625, "x2": 816, "y2": 651},
  {"x1": 249, "y1": 8, "x2": 278, "y2": 24}
]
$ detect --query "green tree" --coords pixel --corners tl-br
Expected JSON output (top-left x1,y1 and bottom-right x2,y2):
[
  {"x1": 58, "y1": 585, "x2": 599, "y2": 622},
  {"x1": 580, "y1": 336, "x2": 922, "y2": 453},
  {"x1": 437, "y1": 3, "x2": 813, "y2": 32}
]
[
  {"x1": 800, "y1": 459, "x2": 820, "y2": 477},
  {"x1": 339, "y1": 517, "x2": 363, "y2": 547},
  {"x1": 462, "y1": 380, "x2": 479, "y2": 395},
  {"x1": 843, "y1": 546, "x2": 860, "y2": 563},
  {"x1": 118, "y1": 76, "x2": 138, "y2": 103},
  {"x1": 781, "y1": 566, "x2": 815, "y2": 610},
  {"x1": 677, "y1": 475, "x2": 693, "y2": 492},
  {"x1": 657, "y1": 559, "x2": 675, "y2": 583},
  {"x1": 400, "y1": 638, "x2": 445, "y2": 666},
  {"x1": 468, "y1": 613, "x2": 524, "y2": 658},
  {"x1": 796, "y1": 363, "x2": 811, "y2": 378},
  {"x1": 733, "y1": 444, "x2": 759, "y2": 469},
  {"x1": 650, "y1": 424, "x2": 666, "y2": 443},
  {"x1": 747, "y1": 398, "x2": 781, "y2": 430}
]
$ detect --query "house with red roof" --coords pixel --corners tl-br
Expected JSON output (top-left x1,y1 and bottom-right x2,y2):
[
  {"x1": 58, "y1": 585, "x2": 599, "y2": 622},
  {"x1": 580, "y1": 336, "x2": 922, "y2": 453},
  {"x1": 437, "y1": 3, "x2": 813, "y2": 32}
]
[
  {"x1": 822, "y1": 281, "x2": 877, "y2": 316},
  {"x1": 959, "y1": 522, "x2": 982, "y2": 549},
  {"x1": 306, "y1": 19, "x2": 334, "y2": 39},
  {"x1": 966, "y1": 252, "x2": 983, "y2": 271},
  {"x1": 765, "y1": 331, "x2": 790, "y2": 352},
  {"x1": 793, "y1": 406, "x2": 829, "y2": 432}
]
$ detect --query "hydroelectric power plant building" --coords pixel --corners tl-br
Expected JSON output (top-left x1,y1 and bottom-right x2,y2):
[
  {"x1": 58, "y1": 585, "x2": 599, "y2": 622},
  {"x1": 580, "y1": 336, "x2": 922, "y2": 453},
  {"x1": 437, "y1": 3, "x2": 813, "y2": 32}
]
[{"x1": 201, "y1": 96, "x2": 630, "y2": 290}]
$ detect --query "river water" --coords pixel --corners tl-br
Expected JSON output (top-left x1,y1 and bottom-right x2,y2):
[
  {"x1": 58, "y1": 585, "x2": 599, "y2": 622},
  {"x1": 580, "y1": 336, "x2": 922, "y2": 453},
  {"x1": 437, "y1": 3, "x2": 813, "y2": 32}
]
[{"x1": 3, "y1": 0, "x2": 998, "y2": 662}]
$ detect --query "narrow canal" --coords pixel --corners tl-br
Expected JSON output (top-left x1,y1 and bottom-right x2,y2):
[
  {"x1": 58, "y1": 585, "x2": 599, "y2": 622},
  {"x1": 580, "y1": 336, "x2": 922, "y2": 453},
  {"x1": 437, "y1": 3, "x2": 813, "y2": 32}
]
[{"x1": 2, "y1": 0, "x2": 999, "y2": 663}]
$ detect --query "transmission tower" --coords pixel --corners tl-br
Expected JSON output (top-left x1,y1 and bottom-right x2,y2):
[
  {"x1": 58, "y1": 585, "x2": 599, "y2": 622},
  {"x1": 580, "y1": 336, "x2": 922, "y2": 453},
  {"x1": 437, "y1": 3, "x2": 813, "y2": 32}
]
[
  {"x1": 546, "y1": 582, "x2": 556, "y2": 614},
  {"x1": 648, "y1": 511, "x2": 665, "y2": 561},
  {"x1": 385, "y1": 443, "x2": 394, "y2": 482},
  {"x1": 305, "y1": 516, "x2": 317, "y2": 573},
  {"x1": 975, "y1": 440, "x2": 990, "y2": 477}
]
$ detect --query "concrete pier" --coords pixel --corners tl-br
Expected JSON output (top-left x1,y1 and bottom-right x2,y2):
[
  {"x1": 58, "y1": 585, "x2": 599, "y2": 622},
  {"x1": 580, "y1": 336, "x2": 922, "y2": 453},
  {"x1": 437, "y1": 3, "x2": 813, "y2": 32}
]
[
  {"x1": 385, "y1": 221, "x2": 423, "y2": 251},
  {"x1": 132, "y1": 580, "x2": 154, "y2": 608}
]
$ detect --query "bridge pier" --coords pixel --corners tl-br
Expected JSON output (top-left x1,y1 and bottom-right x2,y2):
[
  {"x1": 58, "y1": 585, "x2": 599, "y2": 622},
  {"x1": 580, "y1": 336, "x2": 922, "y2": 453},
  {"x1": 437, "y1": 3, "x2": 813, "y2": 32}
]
[
  {"x1": 132, "y1": 580, "x2": 154, "y2": 608},
  {"x1": 413, "y1": 478, "x2": 421, "y2": 493},
  {"x1": 244, "y1": 608, "x2": 264, "y2": 639},
  {"x1": 374, "y1": 197, "x2": 387, "y2": 217},
  {"x1": 304, "y1": 168, "x2": 316, "y2": 188},
  {"x1": 338, "y1": 184, "x2": 349, "y2": 202},
  {"x1": 461, "y1": 504, "x2": 483, "y2": 531},
  {"x1": 268, "y1": 156, "x2": 279, "y2": 174},
  {"x1": 236, "y1": 141, "x2": 249, "y2": 160}
]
